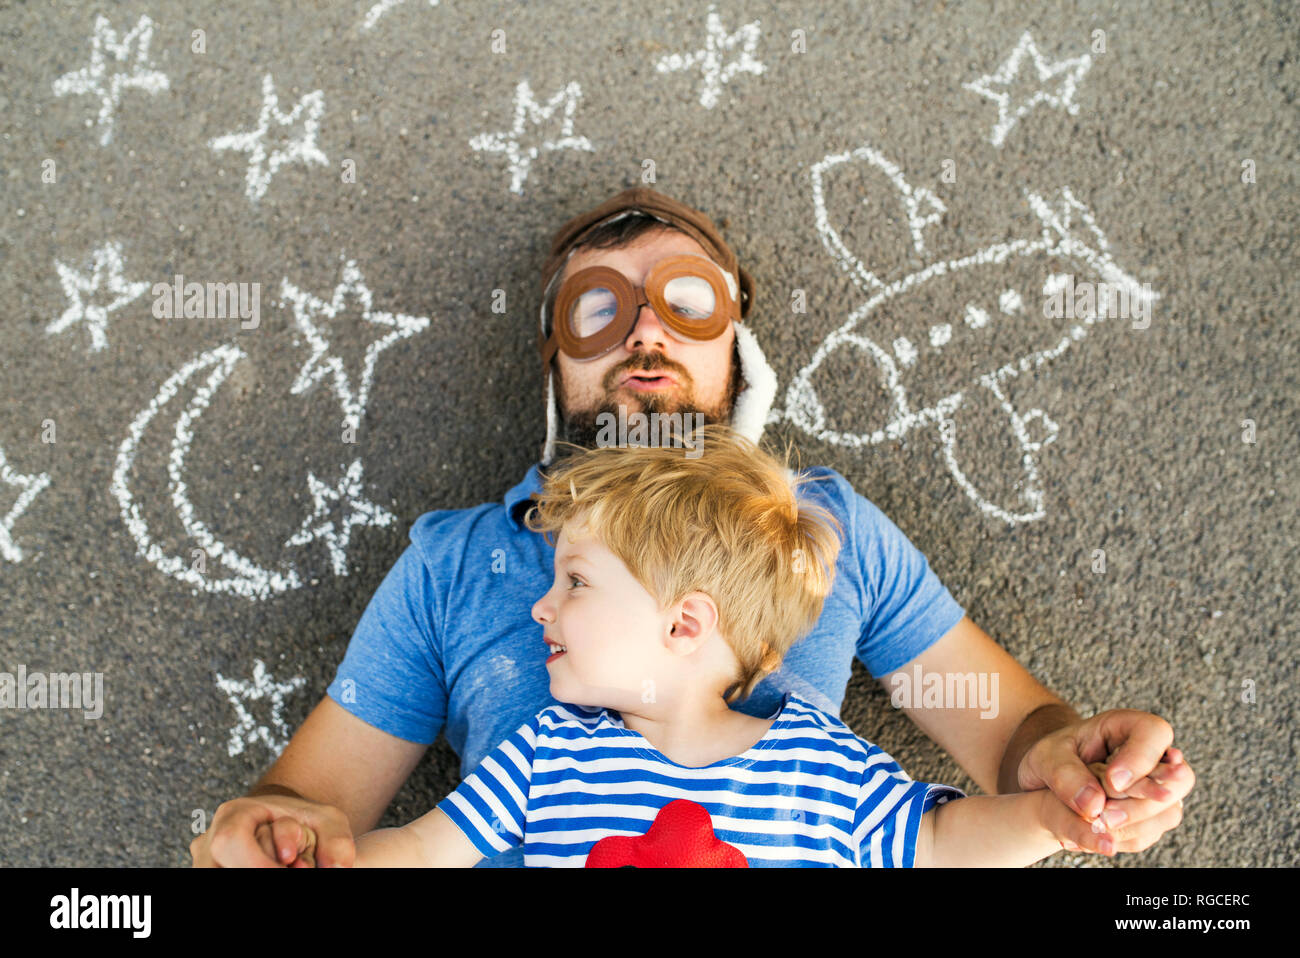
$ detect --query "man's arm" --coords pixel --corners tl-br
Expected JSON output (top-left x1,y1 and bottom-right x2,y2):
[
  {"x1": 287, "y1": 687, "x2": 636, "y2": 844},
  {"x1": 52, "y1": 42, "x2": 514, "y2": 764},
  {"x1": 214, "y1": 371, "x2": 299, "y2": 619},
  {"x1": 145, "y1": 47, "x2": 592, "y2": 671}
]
[
  {"x1": 251, "y1": 696, "x2": 428, "y2": 836},
  {"x1": 880, "y1": 615, "x2": 1076, "y2": 796}
]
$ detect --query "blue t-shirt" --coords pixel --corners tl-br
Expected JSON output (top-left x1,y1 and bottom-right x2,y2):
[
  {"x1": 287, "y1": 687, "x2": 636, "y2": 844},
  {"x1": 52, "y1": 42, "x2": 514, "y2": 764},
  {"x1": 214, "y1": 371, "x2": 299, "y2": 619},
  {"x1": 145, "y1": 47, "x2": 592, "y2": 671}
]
[
  {"x1": 328, "y1": 463, "x2": 965, "y2": 867},
  {"x1": 438, "y1": 692, "x2": 966, "y2": 867}
]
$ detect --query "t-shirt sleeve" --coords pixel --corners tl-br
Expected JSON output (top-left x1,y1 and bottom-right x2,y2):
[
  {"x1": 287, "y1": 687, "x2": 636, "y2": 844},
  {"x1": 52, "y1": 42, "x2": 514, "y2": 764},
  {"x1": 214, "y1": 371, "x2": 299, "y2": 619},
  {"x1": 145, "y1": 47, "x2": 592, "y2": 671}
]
[
  {"x1": 435, "y1": 713, "x2": 540, "y2": 858},
  {"x1": 325, "y1": 536, "x2": 448, "y2": 745},
  {"x1": 848, "y1": 482, "x2": 967, "y2": 677},
  {"x1": 853, "y1": 744, "x2": 966, "y2": 867}
]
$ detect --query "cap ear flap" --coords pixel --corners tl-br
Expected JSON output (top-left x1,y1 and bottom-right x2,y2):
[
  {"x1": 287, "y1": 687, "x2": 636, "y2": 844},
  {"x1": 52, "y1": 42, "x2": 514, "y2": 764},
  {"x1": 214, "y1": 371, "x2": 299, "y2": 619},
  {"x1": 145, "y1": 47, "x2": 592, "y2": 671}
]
[
  {"x1": 737, "y1": 266, "x2": 755, "y2": 320},
  {"x1": 722, "y1": 269, "x2": 739, "y2": 305}
]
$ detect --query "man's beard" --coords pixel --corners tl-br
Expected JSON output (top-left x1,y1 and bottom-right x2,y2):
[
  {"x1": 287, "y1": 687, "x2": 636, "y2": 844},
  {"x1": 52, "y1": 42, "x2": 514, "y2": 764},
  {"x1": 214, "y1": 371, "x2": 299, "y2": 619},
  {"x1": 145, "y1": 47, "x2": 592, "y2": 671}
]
[{"x1": 552, "y1": 346, "x2": 741, "y2": 463}]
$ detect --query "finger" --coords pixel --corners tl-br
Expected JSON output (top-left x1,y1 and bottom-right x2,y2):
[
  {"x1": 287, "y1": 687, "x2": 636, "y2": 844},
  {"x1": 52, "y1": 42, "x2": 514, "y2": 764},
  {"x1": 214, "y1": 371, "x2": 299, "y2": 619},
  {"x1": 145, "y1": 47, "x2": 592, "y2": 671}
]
[
  {"x1": 293, "y1": 805, "x2": 354, "y2": 867},
  {"x1": 254, "y1": 823, "x2": 280, "y2": 865},
  {"x1": 1108, "y1": 799, "x2": 1186, "y2": 854},
  {"x1": 292, "y1": 823, "x2": 318, "y2": 867},
  {"x1": 1094, "y1": 711, "x2": 1175, "y2": 794},
  {"x1": 270, "y1": 818, "x2": 307, "y2": 865},
  {"x1": 1086, "y1": 762, "x2": 1131, "y2": 801},
  {"x1": 1114, "y1": 773, "x2": 1171, "y2": 803},
  {"x1": 209, "y1": 805, "x2": 288, "y2": 868},
  {"x1": 1041, "y1": 794, "x2": 1115, "y2": 855},
  {"x1": 189, "y1": 833, "x2": 215, "y2": 869},
  {"x1": 1100, "y1": 762, "x2": 1195, "y2": 830},
  {"x1": 1046, "y1": 749, "x2": 1108, "y2": 821},
  {"x1": 1122, "y1": 753, "x2": 1193, "y2": 804}
]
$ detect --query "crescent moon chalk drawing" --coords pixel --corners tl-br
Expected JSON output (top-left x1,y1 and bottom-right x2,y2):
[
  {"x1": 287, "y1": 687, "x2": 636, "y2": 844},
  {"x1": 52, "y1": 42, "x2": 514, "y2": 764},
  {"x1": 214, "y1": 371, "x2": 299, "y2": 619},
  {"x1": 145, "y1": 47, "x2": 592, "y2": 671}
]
[{"x1": 110, "y1": 344, "x2": 304, "y2": 601}]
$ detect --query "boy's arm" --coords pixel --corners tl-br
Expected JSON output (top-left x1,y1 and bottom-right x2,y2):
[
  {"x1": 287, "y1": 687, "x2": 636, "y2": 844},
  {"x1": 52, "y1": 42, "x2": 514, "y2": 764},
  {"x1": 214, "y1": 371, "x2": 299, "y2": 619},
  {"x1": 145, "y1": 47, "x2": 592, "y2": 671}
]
[
  {"x1": 355, "y1": 808, "x2": 484, "y2": 868},
  {"x1": 914, "y1": 790, "x2": 1061, "y2": 868}
]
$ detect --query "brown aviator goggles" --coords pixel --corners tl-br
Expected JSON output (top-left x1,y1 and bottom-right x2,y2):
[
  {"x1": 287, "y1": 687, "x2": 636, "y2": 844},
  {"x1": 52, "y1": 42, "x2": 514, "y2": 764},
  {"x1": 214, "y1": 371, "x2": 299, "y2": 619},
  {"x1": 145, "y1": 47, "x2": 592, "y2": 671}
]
[{"x1": 546, "y1": 253, "x2": 739, "y2": 362}]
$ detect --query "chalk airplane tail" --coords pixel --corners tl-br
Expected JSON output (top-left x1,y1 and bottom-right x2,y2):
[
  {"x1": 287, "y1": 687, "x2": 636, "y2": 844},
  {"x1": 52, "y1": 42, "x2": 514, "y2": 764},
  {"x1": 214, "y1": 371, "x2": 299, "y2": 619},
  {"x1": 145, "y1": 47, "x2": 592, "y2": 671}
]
[
  {"x1": 809, "y1": 144, "x2": 946, "y2": 296},
  {"x1": 933, "y1": 373, "x2": 1061, "y2": 525}
]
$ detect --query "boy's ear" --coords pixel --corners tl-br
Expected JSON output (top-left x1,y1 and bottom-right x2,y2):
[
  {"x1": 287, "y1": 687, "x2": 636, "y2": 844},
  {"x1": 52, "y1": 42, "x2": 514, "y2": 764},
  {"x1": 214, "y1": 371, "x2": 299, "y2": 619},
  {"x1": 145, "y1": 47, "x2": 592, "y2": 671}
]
[{"x1": 666, "y1": 593, "x2": 719, "y2": 656}]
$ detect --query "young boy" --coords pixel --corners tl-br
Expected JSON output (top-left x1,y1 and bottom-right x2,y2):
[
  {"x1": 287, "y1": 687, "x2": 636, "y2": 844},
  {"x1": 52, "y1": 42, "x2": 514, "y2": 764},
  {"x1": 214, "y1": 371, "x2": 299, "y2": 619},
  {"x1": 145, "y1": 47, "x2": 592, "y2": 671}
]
[{"x1": 286, "y1": 423, "x2": 1076, "y2": 867}]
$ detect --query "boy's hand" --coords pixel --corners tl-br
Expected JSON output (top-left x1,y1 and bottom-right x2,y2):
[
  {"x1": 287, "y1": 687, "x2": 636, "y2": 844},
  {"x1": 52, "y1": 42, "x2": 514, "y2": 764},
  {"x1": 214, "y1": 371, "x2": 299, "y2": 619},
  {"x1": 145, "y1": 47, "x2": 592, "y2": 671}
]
[
  {"x1": 254, "y1": 819, "x2": 319, "y2": 868},
  {"x1": 190, "y1": 795, "x2": 355, "y2": 867}
]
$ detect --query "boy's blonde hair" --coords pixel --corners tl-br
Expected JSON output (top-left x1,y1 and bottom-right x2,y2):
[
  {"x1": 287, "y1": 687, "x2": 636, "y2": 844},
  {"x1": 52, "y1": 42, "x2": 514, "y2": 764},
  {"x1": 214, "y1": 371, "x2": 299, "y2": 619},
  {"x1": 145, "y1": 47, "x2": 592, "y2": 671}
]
[{"x1": 524, "y1": 422, "x2": 843, "y2": 705}]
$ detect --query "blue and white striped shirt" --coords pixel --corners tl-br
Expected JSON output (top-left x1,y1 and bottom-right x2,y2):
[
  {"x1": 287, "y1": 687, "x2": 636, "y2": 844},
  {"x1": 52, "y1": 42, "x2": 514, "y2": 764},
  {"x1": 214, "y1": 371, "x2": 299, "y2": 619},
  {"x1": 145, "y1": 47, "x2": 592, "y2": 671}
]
[{"x1": 437, "y1": 692, "x2": 965, "y2": 867}]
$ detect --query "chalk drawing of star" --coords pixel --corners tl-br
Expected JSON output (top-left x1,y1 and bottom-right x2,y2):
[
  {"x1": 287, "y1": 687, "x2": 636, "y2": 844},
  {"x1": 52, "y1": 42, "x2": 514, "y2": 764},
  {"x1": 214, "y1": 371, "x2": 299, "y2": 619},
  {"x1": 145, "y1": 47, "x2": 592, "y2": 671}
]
[
  {"x1": 963, "y1": 31, "x2": 1093, "y2": 148},
  {"x1": 52, "y1": 14, "x2": 170, "y2": 146},
  {"x1": 0, "y1": 445, "x2": 51, "y2": 564},
  {"x1": 209, "y1": 73, "x2": 328, "y2": 203},
  {"x1": 214, "y1": 659, "x2": 308, "y2": 758},
  {"x1": 281, "y1": 258, "x2": 431, "y2": 433},
  {"x1": 46, "y1": 241, "x2": 151, "y2": 353},
  {"x1": 360, "y1": 0, "x2": 439, "y2": 33},
  {"x1": 284, "y1": 459, "x2": 395, "y2": 577},
  {"x1": 655, "y1": 3, "x2": 766, "y2": 110},
  {"x1": 469, "y1": 79, "x2": 595, "y2": 195}
]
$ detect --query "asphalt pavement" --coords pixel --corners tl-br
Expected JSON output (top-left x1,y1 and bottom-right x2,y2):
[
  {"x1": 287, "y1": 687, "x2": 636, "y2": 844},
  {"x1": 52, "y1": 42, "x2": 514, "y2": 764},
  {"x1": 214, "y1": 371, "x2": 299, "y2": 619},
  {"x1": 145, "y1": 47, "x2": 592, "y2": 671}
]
[{"x1": 0, "y1": 0, "x2": 1295, "y2": 867}]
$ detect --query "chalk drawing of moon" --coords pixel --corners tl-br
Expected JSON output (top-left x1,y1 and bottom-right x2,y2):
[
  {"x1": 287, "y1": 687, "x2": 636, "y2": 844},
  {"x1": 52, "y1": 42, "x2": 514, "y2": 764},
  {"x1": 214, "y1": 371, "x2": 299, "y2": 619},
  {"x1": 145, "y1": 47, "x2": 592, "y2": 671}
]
[{"x1": 111, "y1": 344, "x2": 303, "y2": 600}]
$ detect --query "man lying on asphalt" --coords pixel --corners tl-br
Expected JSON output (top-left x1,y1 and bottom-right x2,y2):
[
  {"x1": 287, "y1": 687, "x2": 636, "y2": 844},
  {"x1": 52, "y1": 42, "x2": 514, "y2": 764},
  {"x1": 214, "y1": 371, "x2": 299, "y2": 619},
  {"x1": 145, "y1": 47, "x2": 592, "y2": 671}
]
[{"x1": 191, "y1": 187, "x2": 1193, "y2": 868}]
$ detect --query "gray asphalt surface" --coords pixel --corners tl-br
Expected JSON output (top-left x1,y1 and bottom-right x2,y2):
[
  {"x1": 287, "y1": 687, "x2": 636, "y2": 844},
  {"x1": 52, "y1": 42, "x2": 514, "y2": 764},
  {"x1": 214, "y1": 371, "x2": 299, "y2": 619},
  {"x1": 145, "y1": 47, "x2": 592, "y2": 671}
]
[{"x1": 0, "y1": 0, "x2": 1296, "y2": 867}]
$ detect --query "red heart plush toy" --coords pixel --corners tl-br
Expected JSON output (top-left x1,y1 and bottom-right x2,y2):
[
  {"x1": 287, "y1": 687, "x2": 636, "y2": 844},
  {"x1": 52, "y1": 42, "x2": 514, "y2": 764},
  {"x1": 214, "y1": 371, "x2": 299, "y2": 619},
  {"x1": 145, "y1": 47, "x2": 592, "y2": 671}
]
[{"x1": 585, "y1": 799, "x2": 749, "y2": 868}]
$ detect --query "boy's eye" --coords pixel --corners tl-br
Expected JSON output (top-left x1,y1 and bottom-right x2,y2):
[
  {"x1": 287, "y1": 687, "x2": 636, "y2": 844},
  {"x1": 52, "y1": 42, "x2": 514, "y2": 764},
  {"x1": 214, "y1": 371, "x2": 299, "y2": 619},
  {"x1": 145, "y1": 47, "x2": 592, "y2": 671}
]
[{"x1": 568, "y1": 575, "x2": 583, "y2": 589}]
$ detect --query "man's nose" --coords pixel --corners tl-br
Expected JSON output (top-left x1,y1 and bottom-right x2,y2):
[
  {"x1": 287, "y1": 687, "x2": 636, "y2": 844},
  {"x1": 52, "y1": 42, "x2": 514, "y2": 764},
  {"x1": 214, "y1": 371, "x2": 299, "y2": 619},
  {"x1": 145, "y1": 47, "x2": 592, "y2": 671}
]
[{"x1": 624, "y1": 299, "x2": 669, "y2": 352}]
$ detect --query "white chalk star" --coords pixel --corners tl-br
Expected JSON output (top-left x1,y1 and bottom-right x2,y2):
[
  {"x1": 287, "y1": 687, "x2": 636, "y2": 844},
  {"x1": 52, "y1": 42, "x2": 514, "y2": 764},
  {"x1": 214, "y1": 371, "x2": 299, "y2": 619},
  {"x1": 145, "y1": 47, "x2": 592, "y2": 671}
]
[
  {"x1": 469, "y1": 79, "x2": 595, "y2": 195},
  {"x1": 963, "y1": 31, "x2": 1092, "y2": 148},
  {"x1": 655, "y1": 3, "x2": 766, "y2": 110},
  {"x1": 52, "y1": 14, "x2": 170, "y2": 146},
  {"x1": 209, "y1": 74, "x2": 328, "y2": 203},
  {"x1": 214, "y1": 659, "x2": 308, "y2": 758},
  {"x1": 46, "y1": 241, "x2": 151, "y2": 353},
  {"x1": 360, "y1": 0, "x2": 439, "y2": 32},
  {"x1": 284, "y1": 459, "x2": 395, "y2": 577},
  {"x1": 0, "y1": 445, "x2": 51, "y2": 564},
  {"x1": 281, "y1": 258, "x2": 431, "y2": 433}
]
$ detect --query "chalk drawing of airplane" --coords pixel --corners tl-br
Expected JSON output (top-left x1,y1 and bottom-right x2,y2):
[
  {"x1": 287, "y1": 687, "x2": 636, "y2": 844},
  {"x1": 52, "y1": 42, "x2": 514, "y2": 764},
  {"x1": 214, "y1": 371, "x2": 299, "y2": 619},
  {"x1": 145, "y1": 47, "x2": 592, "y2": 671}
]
[{"x1": 778, "y1": 144, "x2": 1159, "y2": 524}]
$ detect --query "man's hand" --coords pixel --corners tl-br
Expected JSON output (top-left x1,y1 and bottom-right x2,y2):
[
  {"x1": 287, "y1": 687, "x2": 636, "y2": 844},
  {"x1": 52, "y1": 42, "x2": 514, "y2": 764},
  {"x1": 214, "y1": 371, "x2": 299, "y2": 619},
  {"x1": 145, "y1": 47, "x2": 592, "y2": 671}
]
[
  {"x1": 190, "y1": 794, "x2": 355, "y2": 868},
  {"x1": 1018, "y1": 709, "x2": 1194, "y2": 855}
]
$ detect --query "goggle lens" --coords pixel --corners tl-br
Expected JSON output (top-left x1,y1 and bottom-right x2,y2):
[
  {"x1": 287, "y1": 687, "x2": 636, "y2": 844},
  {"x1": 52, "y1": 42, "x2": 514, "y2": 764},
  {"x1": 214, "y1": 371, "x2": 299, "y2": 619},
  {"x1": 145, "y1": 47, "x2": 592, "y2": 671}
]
[
  {"x1": 662, "y1": 274, "x2": 716, "y2": 321},
  {"x1": 571, "y1": 287, "x2": 619, "y2": 338}
]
